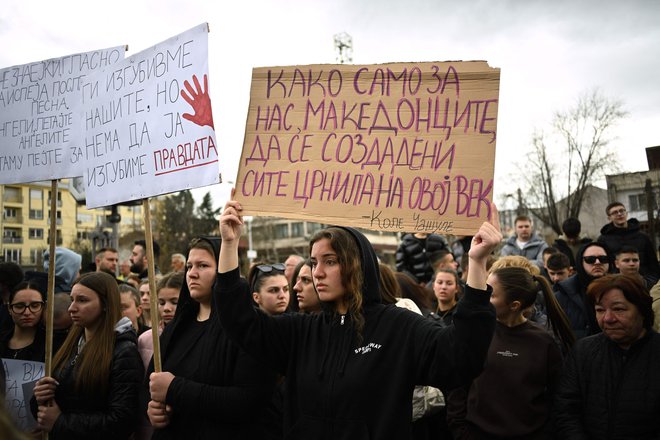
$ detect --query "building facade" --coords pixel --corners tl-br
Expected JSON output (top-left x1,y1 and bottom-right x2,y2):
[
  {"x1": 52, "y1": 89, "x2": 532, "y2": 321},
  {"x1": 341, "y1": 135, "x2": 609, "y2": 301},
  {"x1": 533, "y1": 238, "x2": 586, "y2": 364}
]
[{"x1": 0, "y1": 180, "x2": 148, "y2": 270}]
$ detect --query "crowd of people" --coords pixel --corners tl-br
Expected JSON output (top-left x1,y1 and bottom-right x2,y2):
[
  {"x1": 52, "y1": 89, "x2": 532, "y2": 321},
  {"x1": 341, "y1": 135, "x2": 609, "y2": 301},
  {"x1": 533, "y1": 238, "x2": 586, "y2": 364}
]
[{"x1": 0, "y1": 199, "x2": 659, "y2": 439}]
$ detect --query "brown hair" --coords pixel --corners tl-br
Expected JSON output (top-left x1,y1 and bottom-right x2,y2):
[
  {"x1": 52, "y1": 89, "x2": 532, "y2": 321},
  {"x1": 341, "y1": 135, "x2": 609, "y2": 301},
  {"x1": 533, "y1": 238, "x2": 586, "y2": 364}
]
[
  {"x1": 587, "y1": 274, "x2": 654, "y2": 330},
  {"x1": 52, "y1": 272, "x2": 122, "y2": 397},
  {"x1": 605, "y1": 201, "x2": 625, "y2": 216},
  {"x1": 395, "y1": 272, "x2": 434, "y2": 312},
  {"x1": 157, "y1": 271, "x2": 185, "y2": 293},
  {"x1": 310, "y1": 227, "x2": 365, "y2": 340},
  {"x1": 378, "y1": 263, "x2": 400, "y2": 305},
  {"x1": 188, "y1": 237, "x2": 216, "y2": 259},
  {"x1": 248, "y1": 262, "x2": 286, "y2": 294}
]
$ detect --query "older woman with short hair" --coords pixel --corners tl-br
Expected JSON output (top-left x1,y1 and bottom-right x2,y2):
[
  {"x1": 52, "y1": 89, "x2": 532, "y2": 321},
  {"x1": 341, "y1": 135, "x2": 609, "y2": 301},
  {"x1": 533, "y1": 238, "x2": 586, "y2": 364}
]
[{"x1": 554, "y1": 274, "x2": 660, "y2": 439}]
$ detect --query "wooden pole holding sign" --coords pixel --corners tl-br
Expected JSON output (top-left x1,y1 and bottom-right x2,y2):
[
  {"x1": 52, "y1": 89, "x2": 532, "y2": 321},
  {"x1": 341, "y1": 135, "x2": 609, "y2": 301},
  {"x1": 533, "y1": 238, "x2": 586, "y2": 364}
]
[
  {"x1": 43, "y1": 179, "x2": 58, "y2": 440},
  {"x1": 142, "y1": 199, "x2": 162, "y2": 372}
]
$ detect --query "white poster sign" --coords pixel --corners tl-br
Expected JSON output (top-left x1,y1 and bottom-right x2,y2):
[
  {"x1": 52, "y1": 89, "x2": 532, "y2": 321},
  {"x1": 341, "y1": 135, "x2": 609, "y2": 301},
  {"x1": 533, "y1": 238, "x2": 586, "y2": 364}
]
[
  {"x1": 2, "y1": 358, "x2": 45, "y2": 431},
  {"x1": 81, "y1": 23, "x2": 219, "y2": 209},
  {"x1": 0, "y1": 47, "x2": 125, "y2": 184}
]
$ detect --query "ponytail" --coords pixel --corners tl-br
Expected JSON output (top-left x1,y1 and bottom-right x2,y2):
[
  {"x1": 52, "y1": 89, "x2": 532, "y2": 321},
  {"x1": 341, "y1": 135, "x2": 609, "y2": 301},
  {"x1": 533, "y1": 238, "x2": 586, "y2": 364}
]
[{"x1": 532, "y1": 274, "x2": 575, "y2": 352}]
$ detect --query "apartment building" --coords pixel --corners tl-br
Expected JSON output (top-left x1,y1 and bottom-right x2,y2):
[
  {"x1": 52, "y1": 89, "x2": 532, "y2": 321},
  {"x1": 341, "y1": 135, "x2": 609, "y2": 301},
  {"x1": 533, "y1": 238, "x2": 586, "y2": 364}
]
[{"x1": 0, "y1": 180, "x2": 146, "y2": 269}]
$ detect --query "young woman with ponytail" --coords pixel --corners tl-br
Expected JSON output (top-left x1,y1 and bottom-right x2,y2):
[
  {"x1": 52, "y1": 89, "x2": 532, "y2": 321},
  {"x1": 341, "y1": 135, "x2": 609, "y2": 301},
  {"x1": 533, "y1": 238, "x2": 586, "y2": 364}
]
[{"x1": 448, "y1": 266, "x2": 575, "y2": 440}]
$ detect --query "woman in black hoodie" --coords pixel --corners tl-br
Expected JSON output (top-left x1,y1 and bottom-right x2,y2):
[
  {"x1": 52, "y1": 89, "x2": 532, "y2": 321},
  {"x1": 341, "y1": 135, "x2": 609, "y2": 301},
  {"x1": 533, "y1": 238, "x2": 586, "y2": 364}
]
[
  {"x1": 145, "y1": 237, "x2": 275, "y2": 439},
  {"x1": 217, "y1": 198, "x2": 498, "y2": 440}
]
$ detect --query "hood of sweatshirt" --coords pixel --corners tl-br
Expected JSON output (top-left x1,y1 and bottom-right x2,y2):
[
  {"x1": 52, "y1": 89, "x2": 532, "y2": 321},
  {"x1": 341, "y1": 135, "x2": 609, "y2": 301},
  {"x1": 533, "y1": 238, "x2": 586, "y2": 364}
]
[
  {"x1": 43, "y1": 247, "x2": 82, "y2": 291},
  {"x1": 313, "y1": 227, "x2": 382, "y2": 379},
  {"x1": 600, "y1": 217, "x2": 641, "y2": 235},
  {"x1": 114, "y1": 316, "x2": 138, "y2": 345},
  {"x1": 173, "y1": 236, "x2": 221, "y2": 321},
  {"x1": 337, "y1": 226, "x2": 381, "y2": 307},
  {"x1": 156, "y1": 236, "x2": 223, "y2": 379},
  {"x1": 575, "y1": 241, "x2": 614, "y2": 288}
]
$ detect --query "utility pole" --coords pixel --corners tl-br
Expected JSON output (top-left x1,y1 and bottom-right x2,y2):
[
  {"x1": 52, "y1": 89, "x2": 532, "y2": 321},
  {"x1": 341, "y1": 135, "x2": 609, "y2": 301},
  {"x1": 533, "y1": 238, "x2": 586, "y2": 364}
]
[
  {"x1": 645, "y1": 178, "x2": 657, "y2": 250},
  {"x1": 334, "y1": 32, "x2": 353, "y2": 64}
]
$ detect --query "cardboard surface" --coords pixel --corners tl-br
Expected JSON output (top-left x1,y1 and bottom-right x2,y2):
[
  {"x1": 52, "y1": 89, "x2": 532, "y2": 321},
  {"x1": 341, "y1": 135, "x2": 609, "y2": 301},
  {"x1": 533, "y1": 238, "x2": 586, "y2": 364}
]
[{"x1": 236, "y1": 61, "x2": 500, "y2": 234}]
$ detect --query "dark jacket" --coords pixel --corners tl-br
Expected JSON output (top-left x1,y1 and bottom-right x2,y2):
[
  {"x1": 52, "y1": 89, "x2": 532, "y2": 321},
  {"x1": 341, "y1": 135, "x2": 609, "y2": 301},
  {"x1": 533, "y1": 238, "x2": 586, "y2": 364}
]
[
  {"x1": 147, "y1": 237, "x2": 275, "y2": 440},
  {"x1": 0, "y1": 325, "x2": 66, "y2": 362},
  {"x1": 218, "y1": 226, "x2": 495, "y2": 440},
  {"x1": 554, "y1": 242, "x2": 612, "y2": 340},
  {"x1": 30, "y1": 318, "x2": 144, "y2": 439},
  {"x1": 598, "y1": 218, "x2": 660, "y2": 279},
  {"x1": 554, "y1": 331, "x2": 660, "y2": 439},
  {"x1": 396, "y1": 233, "x2": 448, "y2": 284}
]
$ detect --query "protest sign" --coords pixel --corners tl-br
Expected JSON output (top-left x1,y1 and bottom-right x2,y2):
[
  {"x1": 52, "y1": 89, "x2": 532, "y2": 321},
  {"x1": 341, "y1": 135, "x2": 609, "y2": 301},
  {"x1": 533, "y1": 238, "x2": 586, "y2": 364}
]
[
  {"x1": 235, "y1": 62, "x2": 500, "y2": 235},
  {"x1": 0, "y1": 47, "x2": 125, "y2": 184},
  {"x1": 2, "y1": 358, "x2": 44, "y2": 431},
  {"x1": 81, "y1": 23, "x2": 219, "y2": 209}
]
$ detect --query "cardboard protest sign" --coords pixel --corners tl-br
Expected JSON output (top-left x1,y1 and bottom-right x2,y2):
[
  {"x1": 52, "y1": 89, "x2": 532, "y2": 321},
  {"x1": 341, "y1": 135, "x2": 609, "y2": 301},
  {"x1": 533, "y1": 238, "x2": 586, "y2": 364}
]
[
  {"x1": 81, "y1": 23, "x2": 219, "y2": 209},
  {"x1": 0, "y1": 47, "x2": 125, "y2": 184},
  {"x1": 236, "y1": 62, "x2": 499, "y2": 235},
  {"x1": 2, "y1": 358, "x2": 45, "y2": 431}
]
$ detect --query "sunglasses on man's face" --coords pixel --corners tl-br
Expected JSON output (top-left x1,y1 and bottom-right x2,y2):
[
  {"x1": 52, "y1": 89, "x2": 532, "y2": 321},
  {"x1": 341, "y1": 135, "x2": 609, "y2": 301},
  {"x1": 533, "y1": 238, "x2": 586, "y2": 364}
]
[{"x1": 583, "y1": 255, "x2": 608, "y2": 264}]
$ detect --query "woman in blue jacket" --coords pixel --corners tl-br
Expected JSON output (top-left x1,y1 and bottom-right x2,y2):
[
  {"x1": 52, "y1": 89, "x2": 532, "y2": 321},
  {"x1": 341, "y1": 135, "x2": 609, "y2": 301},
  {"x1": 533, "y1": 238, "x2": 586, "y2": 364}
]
[{"x1": 217, "y1": 197, "x2": 499, "y2": 439}]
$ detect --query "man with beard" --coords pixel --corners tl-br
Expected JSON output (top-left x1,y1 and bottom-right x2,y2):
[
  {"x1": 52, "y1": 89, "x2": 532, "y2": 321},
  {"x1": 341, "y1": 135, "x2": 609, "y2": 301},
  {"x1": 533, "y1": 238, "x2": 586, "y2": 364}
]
[
  {"x1": 554, "y1": 242, "x2": 613, "y2": 339},
  {"x1": 95, "y1": 247, "x2": 119, "y2": 276},
  {"x1": 130, "y1": 239, "x2": 161, "y2": 280}
]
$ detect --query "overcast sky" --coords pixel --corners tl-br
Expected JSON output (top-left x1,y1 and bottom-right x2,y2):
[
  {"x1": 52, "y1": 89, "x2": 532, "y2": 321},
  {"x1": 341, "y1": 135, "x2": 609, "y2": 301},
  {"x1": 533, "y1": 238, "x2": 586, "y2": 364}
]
[{"x1": 1, "y1": 0, "x2": 658, "y2": 208}]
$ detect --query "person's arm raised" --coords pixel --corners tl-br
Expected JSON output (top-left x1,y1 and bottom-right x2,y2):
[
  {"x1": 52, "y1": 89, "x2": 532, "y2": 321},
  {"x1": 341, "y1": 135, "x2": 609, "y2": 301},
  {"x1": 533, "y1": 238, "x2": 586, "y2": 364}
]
[
  {"x1": 466, "y1": 204, "x2": 502, "y2": 290},
  {"x1": 219, "y1": 193, "x2": 243, "y2": 274}
]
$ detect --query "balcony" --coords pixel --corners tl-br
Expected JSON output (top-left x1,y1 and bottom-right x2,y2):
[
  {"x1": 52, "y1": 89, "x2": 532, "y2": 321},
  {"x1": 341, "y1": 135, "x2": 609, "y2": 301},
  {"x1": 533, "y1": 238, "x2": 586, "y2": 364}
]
[
  {"x1": 2, "y1": 215, "x2": 23, "y2": 223},
  {"x1": 3, "y1": 194, "x2": 23, "y2": 204},
  {"x1": 2, "y1": 236, "x2": 23, "y2": 244},
  {"x1": 46, "y1": 237, "x2": 64, "y2": 246}
]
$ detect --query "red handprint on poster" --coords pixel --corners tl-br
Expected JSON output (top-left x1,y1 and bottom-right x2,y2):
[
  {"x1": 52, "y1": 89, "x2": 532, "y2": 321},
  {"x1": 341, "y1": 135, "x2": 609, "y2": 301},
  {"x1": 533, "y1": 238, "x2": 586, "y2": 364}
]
[{"x1": 181, "y1": 74, "x2": 214, "y2": 129}]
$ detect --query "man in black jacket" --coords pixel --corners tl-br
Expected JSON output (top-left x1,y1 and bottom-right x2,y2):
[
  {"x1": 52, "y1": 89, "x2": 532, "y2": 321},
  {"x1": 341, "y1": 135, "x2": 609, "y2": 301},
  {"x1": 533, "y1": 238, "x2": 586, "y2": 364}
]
[
  {"x1": 395, "y1": 233, "x2": 448, "y2": 285},
  {"x1": 597, "y1": 201, "x2": 660, "y2": 279}
]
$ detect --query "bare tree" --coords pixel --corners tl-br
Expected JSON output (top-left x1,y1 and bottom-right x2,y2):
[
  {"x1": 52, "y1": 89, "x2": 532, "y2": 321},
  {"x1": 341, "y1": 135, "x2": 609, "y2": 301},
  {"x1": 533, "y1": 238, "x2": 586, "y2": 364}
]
[{"x1": 519, "y1": 90, "x2": 627, "y2": 234}]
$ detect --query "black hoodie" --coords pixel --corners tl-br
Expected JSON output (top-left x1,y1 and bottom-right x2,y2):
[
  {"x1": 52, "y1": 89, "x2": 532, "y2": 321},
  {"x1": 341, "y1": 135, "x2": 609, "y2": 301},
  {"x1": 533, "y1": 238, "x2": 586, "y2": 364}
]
[
  {"x1": 146, "y1": 237, "x2": 275, "y2": 439},
  {"x1": 554, "y1": 241, "x2": 613, "y2": 339},
  {"x1": 598, "y1": 217, "x2": 660, "y2": 279},
  {"x1": 218, "y1": 227, "x2": 495, "y2": 440}
]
